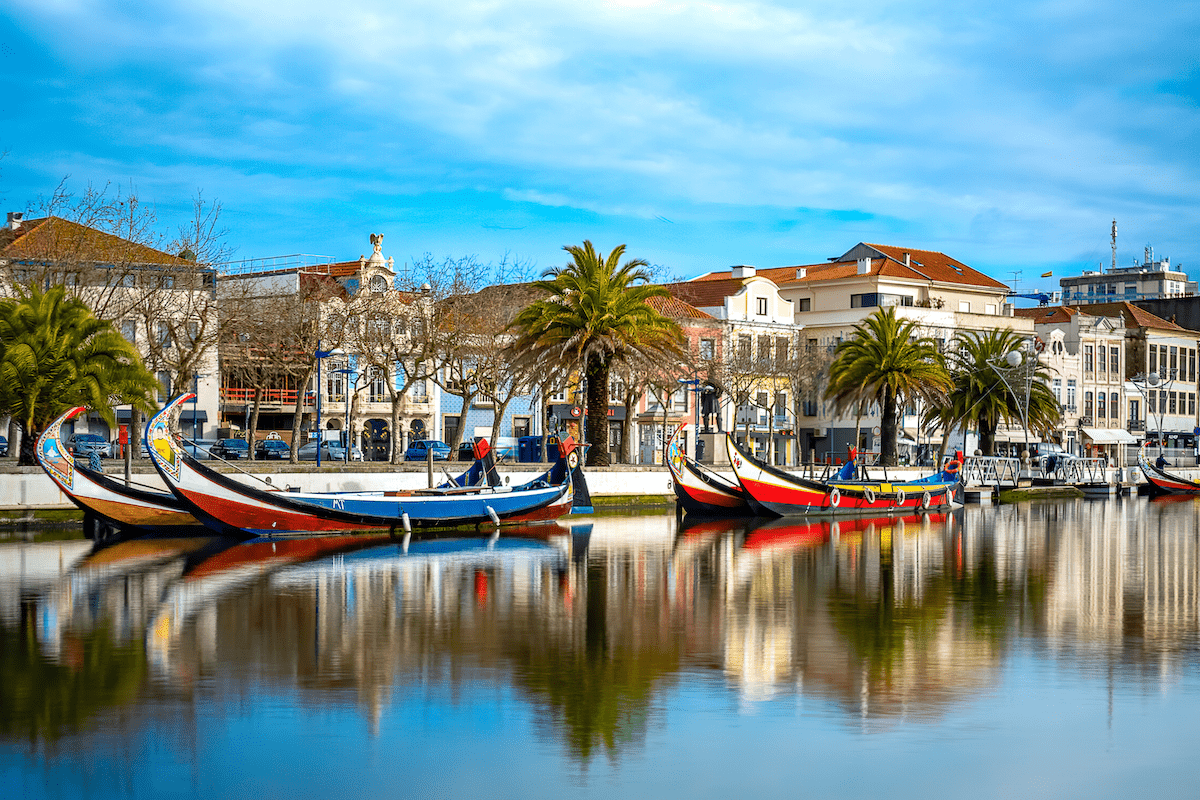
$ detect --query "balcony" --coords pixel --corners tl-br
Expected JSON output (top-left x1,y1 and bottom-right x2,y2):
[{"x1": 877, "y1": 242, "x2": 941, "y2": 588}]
[
  {"x1": 1128, "y1": 419, "x2": 1145, "y2": 432},
  {"x1": 221, "y1": 387, "x2": 312, "y2": 409}
]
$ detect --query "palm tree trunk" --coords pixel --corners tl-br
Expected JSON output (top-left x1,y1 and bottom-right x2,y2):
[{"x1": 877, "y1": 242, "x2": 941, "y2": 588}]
[
  {"x1": 585, "y1": 356, "x2": 609, "y2": 466},
  {"x1": 881, "y1": 393, "x2": 898, "y2": 467}
]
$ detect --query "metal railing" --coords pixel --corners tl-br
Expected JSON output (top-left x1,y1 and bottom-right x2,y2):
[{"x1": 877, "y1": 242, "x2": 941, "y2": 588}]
[
  {"x1": 1050, "y1": 457, "x2": 1108, "y2": 484},
  {"x1": 963, "y1": 456, "x2": 1020, "y2": 486},
  {"x1": 220, "y1": 387, "x2": 313, "y2": 407}
]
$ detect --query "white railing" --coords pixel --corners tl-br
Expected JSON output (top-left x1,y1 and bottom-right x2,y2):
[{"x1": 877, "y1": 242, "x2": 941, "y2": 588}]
[
  {"x1": 963, "y1": 456, "x2": 1020, "y2": 486},
  {"x1": 1051, "y1": 457, "x2": 1109, "y2": 484}
]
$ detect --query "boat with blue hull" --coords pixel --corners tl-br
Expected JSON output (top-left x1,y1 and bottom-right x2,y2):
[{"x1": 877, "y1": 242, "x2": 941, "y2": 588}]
[{"x1": 147, "y1": 394, "x2": 582, "y2": 536}]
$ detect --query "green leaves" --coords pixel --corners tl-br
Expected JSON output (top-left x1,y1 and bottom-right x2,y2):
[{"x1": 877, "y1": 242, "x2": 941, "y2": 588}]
[{"x1": 0, "y1": 284, "x2": 158, "y2": 463}]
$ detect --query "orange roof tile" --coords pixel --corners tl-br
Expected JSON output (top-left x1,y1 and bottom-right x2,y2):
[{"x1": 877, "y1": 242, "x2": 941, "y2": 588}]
[
  {"x1": 1013, "y1": 306, "x2": 1079, "y2": 324},
  {"x1": 0, "y1": 216, "x2": 189, "y2": 266},
  {"x1": 648, "y1": 294, "x2": 715, "y2": 320},
  {"x1": 663, "y1": 278, "x2": 749, "y2": 309},
  {"x1": 1066, "y1": 301, "x2": 1200, "y2": 335}
]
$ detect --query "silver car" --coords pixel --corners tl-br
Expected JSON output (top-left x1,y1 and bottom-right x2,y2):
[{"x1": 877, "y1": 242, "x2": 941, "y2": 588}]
[
  {"x1": 297, "y1": 440, "x2": 364, "y2": 462},
  {"x1": 65, "y1": 432, "x2": 113, "y2": 459}
]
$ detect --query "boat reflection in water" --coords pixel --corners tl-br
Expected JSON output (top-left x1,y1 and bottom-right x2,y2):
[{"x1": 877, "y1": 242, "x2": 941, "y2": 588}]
[{"x1": 4, "y1": 498, "x2": 1200, "y2": 793}]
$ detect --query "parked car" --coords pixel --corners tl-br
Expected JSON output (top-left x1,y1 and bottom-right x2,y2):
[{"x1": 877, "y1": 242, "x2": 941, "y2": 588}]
[
  {"x1": 65, "y1": 432, "x2": 113, "y2": 459},
  {"x1": 0, "y1": 435, "x2": 8, "y2": 457},
  {"x1": 456, "y1": 441, "x2": 477, "y2": 461},
  {"x1": 455, "y1": 439, "x2": 517, "y2": 462},
  {"x1": 1032, "y1": 443, "x2": 1075, "y2": 470},
  {"x1": 210, "y1": 438, "x2": 250, "y2": 460},
  {"x1": 183, "y1": 438, "x2": 218, "y2": 459},
  {"x1": 255, "y1": 439, "x2": 291, "y2": 460},
  {"x1": 405, "y1": 439, "x2": 452, "y2": 462},
  {"x1": 297, "y1": 440, "x2": 364, "y2": 462}
]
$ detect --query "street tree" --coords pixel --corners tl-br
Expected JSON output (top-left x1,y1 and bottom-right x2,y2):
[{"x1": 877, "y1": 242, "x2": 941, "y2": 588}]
[
  {"x1": 825, "y1": 306, "x2": 952, "y2": 467},
  {"x1": 507, "y1": 241, "x2": 684, "y2": 466}
]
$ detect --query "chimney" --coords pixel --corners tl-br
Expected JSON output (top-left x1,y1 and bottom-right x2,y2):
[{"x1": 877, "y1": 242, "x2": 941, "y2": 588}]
[
  {"x1": 731, "y1": 265, "x2": 756, "y2": 279},
  {"x1": 7, "y1": 212, "x2": 23, "y2": 231},
  {"x1": 857, "y1": 258, "x2": 870, "y2": 275},
  {"x1": 796, "y1": 267, "x2": 807, "y2": 279},
  {"x1": 904, "y1": 252, "x2": 911, "y2": 267}
]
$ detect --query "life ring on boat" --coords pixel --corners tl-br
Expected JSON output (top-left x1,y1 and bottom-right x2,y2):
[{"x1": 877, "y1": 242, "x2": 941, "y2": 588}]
[
  {"x1": 896, "y1": 489, "x2": 906, "y2": 505},
  {"x1": 944, "y1": 460, "x2": 960, "y2": 476},
  {"x1": 863, "y1": 487, "x2": 875, "y2": 504},
  {"x1": 829, "y1": 487, "x2": 840, "y2": 507},
  {"x1": 920, "y1": 491, "x2": 932, "y2": 510}
]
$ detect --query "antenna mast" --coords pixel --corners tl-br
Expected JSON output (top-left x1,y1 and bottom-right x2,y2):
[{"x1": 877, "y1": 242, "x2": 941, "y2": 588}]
[{"x1": 1111, "y1": 219, "x2": 1117, "y2": 272}]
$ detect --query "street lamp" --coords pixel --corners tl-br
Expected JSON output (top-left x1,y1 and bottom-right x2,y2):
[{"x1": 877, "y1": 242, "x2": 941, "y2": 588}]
[
  {"x1": 1132, "y1": 370, "x2": 1175, "y2": 460},
  {"x1": 314, "y1": 344, "x2": 336, "y2": 466},
  {"x1": 988, "y1": 340, "x2": 1037, "y2": 462},
  {"x1": 333, "y1": 366, "x2": 358, "y2": 464}
]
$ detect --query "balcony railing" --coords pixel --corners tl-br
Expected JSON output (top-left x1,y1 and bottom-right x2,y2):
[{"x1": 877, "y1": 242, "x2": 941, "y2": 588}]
[
  {"x1": 221, "y1": 388, "x2": 313, "y2": 407},
  {"x1": 1128, "y1": 419, "x2": 1145, "y2": 432}
]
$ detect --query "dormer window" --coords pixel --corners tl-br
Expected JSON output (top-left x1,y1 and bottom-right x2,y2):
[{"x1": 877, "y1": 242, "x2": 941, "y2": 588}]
[
  {"x1": 369, "y1": 274, "x2": 388, "y2": 293},
  {"x1": 756, "y1": 297, "x2": 768, "y2": 315}
]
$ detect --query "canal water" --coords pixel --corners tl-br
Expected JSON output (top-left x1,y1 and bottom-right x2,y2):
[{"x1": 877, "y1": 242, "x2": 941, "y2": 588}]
[{"x1": 2, "y1": 497, "x2": 1199, "y2": 799}]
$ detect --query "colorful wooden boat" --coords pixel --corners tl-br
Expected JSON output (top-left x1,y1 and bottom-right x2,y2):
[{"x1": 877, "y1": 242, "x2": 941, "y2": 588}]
[
  {"x1": 665, "y1": 423, "x2": 753, "y2": 516},
  {"x1": 36, "y1": 405, "x2": 206, "y2": 540},
  {"x1": 726, "y1": 436, "x2": 961, "y2": 517},
  {"x1": 1138, "y1": 444, "x2": 1200, "y2": 494},
  {"x1": 147, "y1": 393, "x2": 578, "y2": 536}
]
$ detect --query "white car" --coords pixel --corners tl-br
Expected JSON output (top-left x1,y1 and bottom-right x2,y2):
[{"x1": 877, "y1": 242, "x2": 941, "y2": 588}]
[{"x1": 297, "y1": 440, "x2": 364, "y2": 462}]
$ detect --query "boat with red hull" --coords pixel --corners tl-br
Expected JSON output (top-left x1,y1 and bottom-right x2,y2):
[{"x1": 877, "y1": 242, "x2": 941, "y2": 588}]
[
  {"x1": 147, "y1": 394, "x2": 580, "y2": 536},
  {"x1": 665, "y1": 423, "x2": 752, "y2": 516},
  {"x1": 36, "y1": 405, "x2": 206, "y2": 539},
  {"x1": 726, "y1": 436, "x2": 962, "y2": 517},
  {"x1": 1138, "y1": 445, "x2": 1200, "y2": 495}
]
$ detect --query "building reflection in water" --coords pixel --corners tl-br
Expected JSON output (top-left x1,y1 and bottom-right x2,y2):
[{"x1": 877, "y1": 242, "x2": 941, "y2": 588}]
[{"x1": 3, "y1": 497, "x2": 1200, "y2": 758}]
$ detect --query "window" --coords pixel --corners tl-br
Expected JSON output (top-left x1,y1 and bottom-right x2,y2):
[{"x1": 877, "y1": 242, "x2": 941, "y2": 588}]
[
  {"x1": 672, "y1": 388, "x2": 687, "y2": 412},
  {"x1": 1084, "y1": 391, "x2": 1093, "y2": 418},
  {"x1": 1191, "y1": 349, "x2": 1197, "y2": 382},
  {"x1": 1130, "y1": 398, "x2": 1140, "y2": 422},
  {"x1": 159, "y1": 274, "x2": 175, "y2": 289},
  {"x1": 1150, "y1": 344, "x2": 1158, "y2": 373},
  {"x1": 549, "y1": 386, "x2": 567, "y2": 403},
  {"x1": 1160, "y1": 346, "x2": 1168, "y2": 376},
  {"x1": 156, "y1": 371, "x2": 171, "y2": 404},
  {"x1": 699, "y1": 338, "x2": 715, "y2": 361},
  {"x1": 1110, "y1": 346, "x2": 1119, "y2": 375},
  {"x1": 186, "y1": 320, "x2": 200, "y2": 346},
  {"x1": 327, "y1": 372, "x2": 345, "y2": 401},
  {"x1": 739, "y1": 335, "x2": 752, "y2": 360},
  {"x1": 1099, "y1": 345, "x2": 1106, "y2": 374},
  {"x1": 756, "y1": 297, "x2": 768, "y2": 316},
  {"x1": 443, "y1": 415, "x2": 460, "y2": 444},
  {"x1": 513, "y1": 417, "x2": 531, "y2": 439},
  {"x1": 797, "y1": 298, "x2": 811, "y2": 312},
  {"x1": 1170, "y1": 392, "x2": 1178, "y2": 415},
  {"x1": 1084, "y1": 345, "x2": 1094, "y2": 373},
  {"x1": 1098, "y1": 392, "x2": 1106, "y2": 419},
  {"x1": 121, "y1": 320, "x2": 136, "y2": 344},
  {"x1": 369, "y1": 274, "x2": 388, "y2": 293},
  {"x1": 1111, "y1": 393, "x2": 1119, "y2": 420},
  {"x1": 609, "y1": 378, "x2": 624, "y2": 403},
  {"x1": 802, "y1": 398, "x2": 818, "y2": 417},
  {"x1": 775, "y1": 337, "x2": 789, "y2": 367},
  {"x1": 1149, "y1": 390, "x2": 1156, "y2": 414},
  {"x1": 368, "y1": 369, "x2": 386, "y2": 402},
  {"x1": 119, "y1": 273, "x2": 135, "y2": 288},
  {"x1": 985, "y1": 304, "x2": 997, "y2": 315},
  {"x1": 1170, "y1": 346, "x2": 1178, "y2": 374},
  {"x1": 852, "y1": 293, "x2": 913, "y2": 309},
  {"x1": 1067, "y1": 379, "x2": 1077, "y2": 410},
  {"x1": 1191, "y1": 394, "x2": 1197, "y2": 416},
  {"x1": 758, "y1": 336, "x2": 771, "y2": 363},
  {"x1": 410, "y1": 377, "x2": 427, "y2": 401},
  {"x1": 774, "y1": 391, "x2": 787, "y2": 419},
  {"x1": 1052, "y1": 379, "x2": 1062, "y2": 404},
  {"x1": 157, "y1": 322, "x2": 172, "y2": 350},
  {"x1": 958, "y1": 301, "x2": 971, "y2": 313}
]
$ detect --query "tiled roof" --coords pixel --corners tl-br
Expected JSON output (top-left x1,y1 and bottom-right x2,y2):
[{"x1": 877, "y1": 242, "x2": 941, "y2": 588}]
[
  {"x1": 689, "y1": 243, "x2": 1009, "y2": 291},
  {"x1": 1013, "y1": 306, "x2": 1079, "y2": 324},
  {"x1": 648, "y1": 294, "x2": 715, "y2": 320},
  {"x1": 0, "y1": 216, "x2": 189, "y2": 266},
  {"x1": 1065, "y1": 301, "x2": 1200, "y2": 335},
  {"x1": 662, "y1": 278, "x2": 749, "y2": 310}
]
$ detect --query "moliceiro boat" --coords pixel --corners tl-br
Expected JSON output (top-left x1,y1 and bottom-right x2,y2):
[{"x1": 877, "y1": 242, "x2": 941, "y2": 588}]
[
  {"x1": 36, "y1": 405, "x2": 206, "y2": 540},
  {"x1": 726, "y1": 436, "x2": 962, "y2": 517},
  {"x1": 665, "y1": 423, "x2": 752, "y2": 516},
  {"x1": 147, "y1": 393, "x2": 581, "y2": 536},
  {"x1": 1137, "y1": 444, "x2": 1200, "y2": 495}
]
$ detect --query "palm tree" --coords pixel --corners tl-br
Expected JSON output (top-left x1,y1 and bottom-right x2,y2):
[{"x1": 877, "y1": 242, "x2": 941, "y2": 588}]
[
  {"x1": 825, "y1": 306, "x2": 952, "y2": 466},
  {"x1": 507, "y1": 241, "x2": 684, "y2": 466},
  {"x1": 0, "y1": 284, "x2": 158, "y2": 464},
  {"x1": 932, "y1": 328, "x2": 1060, "y2": 457}
]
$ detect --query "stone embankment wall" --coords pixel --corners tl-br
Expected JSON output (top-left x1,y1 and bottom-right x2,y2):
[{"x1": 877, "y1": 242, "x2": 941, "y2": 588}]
[{"x1": 0, "y1": 461, "x2": 954, "y2": 510}]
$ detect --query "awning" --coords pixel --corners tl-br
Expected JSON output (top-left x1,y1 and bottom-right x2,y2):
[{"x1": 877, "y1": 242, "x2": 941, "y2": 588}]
[
  {"x1": 993, "y1": 430, "x2": 1039, "y2": 443},
  {"x1": 1081, "y1": 427, "x2": 1137, "y2": 445},
  {"x1": 180, "y1": 410, "x2": 208, "y2": 423}
]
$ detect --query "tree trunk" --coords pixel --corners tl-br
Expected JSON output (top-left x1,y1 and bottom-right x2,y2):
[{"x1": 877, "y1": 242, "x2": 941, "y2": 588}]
[
  {"x1": 18, "y1": 422, "x2": 35, "y2": 466},
  {"x1": 390, "y1": 396, "x2": 404, "y2": 463},
  {"x1": 248, "y1": 387, "x2": 263, "y2": 460},
  {"x1": 881, "y1": 392, "x2": 898, "y2": 467},
  {"x1": 446, "y1": 392, "x2": 471, "y2": 450},
  {"x1": 289, "y1": 364, "x2": 317, "y2": 463},
  {"x1": 584, "y1": 356, "x2": 609, "y2": 466}
]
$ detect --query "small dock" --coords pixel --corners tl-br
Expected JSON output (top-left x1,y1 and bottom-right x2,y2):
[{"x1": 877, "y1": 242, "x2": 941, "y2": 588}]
[{"x1": 962, "y1": 456, "x2": 1136, "y2": 503}]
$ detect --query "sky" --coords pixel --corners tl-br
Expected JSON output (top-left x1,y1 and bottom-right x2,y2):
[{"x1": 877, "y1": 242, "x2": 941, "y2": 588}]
[{"x1": 2, "y1": 0, "x2": 1198, "y2": 295}]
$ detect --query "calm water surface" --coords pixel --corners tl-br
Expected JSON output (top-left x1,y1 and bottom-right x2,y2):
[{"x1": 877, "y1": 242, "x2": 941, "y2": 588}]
[{"x1": 3, "y1": 498, "x2": 1200, "y2": 799}]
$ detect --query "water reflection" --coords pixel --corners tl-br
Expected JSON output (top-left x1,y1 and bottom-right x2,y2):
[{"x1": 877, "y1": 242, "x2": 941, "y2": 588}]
[{"x1": 2, "y1": 497, "x2": 1200, "y2": 764}]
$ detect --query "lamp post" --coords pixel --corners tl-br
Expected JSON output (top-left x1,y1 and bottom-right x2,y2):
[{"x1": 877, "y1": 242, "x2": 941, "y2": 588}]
[
  {"x1": 1132, "y1": 370, "x2": 1175, "y2": 460},
  {"x1": 314, "y1": 344, "x2": 335, "y2": 466},
  {"x1": 988, "y1": 341, "x2": 1037, "y2": 460},
  {"x1": 334, "y1": 366, "x2": 357, "y2": 464}
]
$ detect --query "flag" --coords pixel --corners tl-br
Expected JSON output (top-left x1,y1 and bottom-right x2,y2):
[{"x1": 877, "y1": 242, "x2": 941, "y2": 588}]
[{"x1": 1041, "y1": 271, "x2": 1053, "y2": 278}]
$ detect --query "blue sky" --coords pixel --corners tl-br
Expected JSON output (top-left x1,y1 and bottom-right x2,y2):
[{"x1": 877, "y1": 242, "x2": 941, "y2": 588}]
[{"x1": 2, "y1": 0, "x2": 1198, "y2": 293}]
